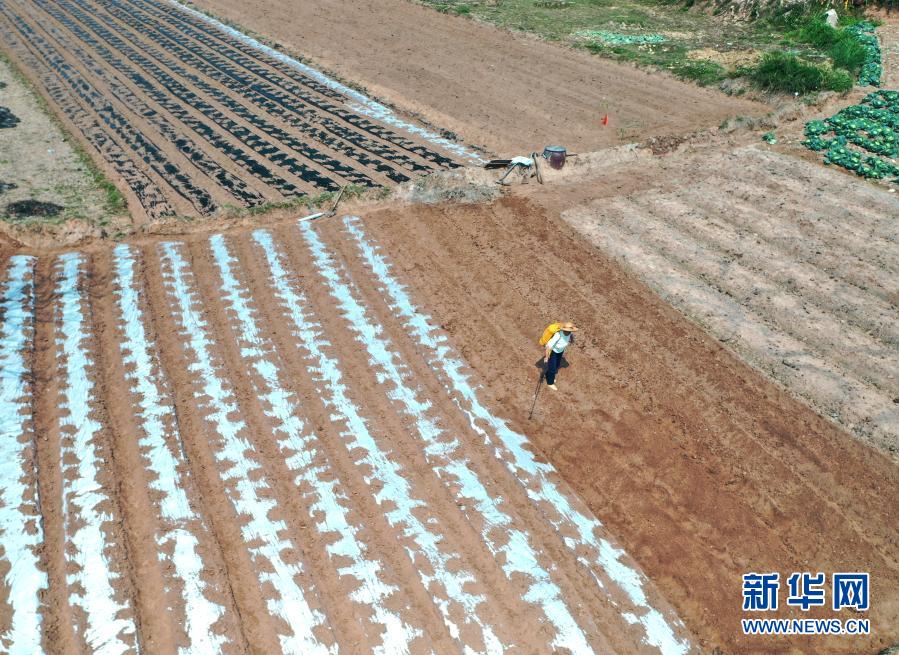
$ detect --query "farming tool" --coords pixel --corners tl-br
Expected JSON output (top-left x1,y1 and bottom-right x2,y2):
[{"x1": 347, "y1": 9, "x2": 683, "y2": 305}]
[
  {"x1": 528, "y1": 368, "x2": 545, "y2": 420},
  {"x1": 488, "y1": 155, "x2": 542, "y2": 185},
  {"x1": 298, "y1": 184, "x2": 350, "y2": 223}
]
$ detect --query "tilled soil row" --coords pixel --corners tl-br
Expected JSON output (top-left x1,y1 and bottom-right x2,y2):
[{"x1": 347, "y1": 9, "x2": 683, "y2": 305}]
[
  {"x1": 0, "y1": 0, "x2": 463, "y2": 223},
  {"x1": 0, "y1": 220, "x2": 694, "y2": 654}
]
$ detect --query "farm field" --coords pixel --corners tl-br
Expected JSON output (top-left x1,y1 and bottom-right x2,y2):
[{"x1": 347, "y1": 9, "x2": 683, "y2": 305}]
[
  {"x1": 188, "y1": 0, "x2": 768, "y2": 153},
  {"x1": 0, "y1": 0, "x2": 897, "y2": 654},
  {"x1": 0, "y1": 216, "x2": 696, "y2": 654},
  {"x1": 0, "y1": 0, "x2": 472, "y2": 223},
  {"x1": 560, "y1": 143, "x2": 899, "y2": 456}
]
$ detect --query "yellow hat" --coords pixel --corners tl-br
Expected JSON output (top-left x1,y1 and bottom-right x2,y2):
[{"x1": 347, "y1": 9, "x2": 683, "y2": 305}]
[{"x1": 560, "y1": 321, "x2": 578, "y2": 332}]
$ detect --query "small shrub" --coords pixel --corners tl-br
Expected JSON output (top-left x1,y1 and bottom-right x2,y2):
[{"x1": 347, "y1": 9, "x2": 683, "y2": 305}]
[{"x1": 751, "y1": 52, "x2": 820, "y2": 92}]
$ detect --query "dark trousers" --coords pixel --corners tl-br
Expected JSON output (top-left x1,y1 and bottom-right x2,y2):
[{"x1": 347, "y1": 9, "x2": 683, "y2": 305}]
[{"x1": 545, "y1": 350, "x2": 563, "y2": 385}]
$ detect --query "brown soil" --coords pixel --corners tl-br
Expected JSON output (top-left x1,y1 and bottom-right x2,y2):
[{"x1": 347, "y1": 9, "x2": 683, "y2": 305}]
[
  {"x1": 877, "y1": 13, "x2": 899, "y2": 88},
  {"x1": 356, "y1": 196, "x2": 899, "y2": 655},
  {"x1": 190, "y1": 0, "x2": 770, "y2": 155},
  {"x1": 1, "y1": 213, "x2": 708, "y2": 653},
  {"x1": 555, "y1": 143, "x2": 899, "y2": 456},
  {"x1": 2, "y1": 186, "x2": 895, "y2": 652}
]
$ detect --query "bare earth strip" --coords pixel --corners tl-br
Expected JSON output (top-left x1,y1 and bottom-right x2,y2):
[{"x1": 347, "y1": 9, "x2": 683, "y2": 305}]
[
  {"x1": 190, "y1": 0, "x2": 768, "y2": 154},
  {"x1": 0, "y1": 56, "x2": 111, "y2": 229},
  {"x1": 562, "y1": 145, "x2": 899, "y2": 455}
]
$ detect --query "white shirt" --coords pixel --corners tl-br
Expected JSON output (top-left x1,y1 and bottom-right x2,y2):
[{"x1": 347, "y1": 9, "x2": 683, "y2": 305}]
[{"x1": 546, "y1": 330, "x2": 571, "y2": 354}]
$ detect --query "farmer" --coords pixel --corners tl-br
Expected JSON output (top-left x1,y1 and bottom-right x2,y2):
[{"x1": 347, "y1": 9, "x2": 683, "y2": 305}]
[{"x1": 543, "y1": 321, "x2": 577, "y2": 390}]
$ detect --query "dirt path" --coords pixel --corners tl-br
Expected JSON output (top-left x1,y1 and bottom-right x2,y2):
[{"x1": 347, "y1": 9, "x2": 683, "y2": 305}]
[
  {"x1": 358, "y1": 197, "x2": 899, "y2": 654},
  {"x1": 0, "y1": 56, "x2": 114, "y2": 230},
  {"x1": 191, "y1": 0, "x2": 769, "y2": 155}
]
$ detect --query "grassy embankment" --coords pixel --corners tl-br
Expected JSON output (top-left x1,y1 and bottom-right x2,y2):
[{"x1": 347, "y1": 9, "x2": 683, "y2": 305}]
[{"x1": 422, "y1": 0, "x2": 877, "y2": 94}]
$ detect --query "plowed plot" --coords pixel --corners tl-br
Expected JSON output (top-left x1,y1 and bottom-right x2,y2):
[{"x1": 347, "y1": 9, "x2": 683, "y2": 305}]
[
  {"x1": 352, "y1": 198, "x2": 899, "y2": 655},
  {"x1": 0, "y1": 219, "x2": 695, "y2": 654},
  {"x1": 0, "y1": 0, "x2": 470, "y2": 223},
  {"x1": 562, "y1": 145, "x2": 899, "y2": 456}
]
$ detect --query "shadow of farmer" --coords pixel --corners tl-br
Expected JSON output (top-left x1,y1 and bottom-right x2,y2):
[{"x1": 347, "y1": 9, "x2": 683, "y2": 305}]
[{"x1": 533, "y1": 356, "x2": 570, "y2": 371}]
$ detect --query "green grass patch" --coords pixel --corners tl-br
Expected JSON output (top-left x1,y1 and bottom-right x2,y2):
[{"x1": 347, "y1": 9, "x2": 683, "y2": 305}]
[
  {"x1": 750, "y1": 51, "x2": 852, "y2": 93},
  {"x1": 72, "y1": 149, "x2": 128, "y2": 215},
  {"x1": 788, "y1": 15, "x2": 873, "y2": 78},
  {"x1": 829, "y1": 36, "x2": 866, "y2": 74}
]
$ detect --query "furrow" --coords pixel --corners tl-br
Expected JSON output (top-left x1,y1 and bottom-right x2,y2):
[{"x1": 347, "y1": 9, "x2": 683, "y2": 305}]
[
  {"x1": 705, "y1": 170, "x2": 899, "y2": 272},
  {"x1": 26, "y1": 1, "x2": 264, "y2": 210},
  {"x1": 733, "y1": 147, "x2": 899, "y2": 244},
  {"x1": 106, "y1": 0, "x2": 421, "y2": 184},
  {"x1": 440, "y1": 198, "x2": 898, "y2": 548},
  {"x1": 299, "y1": 222, "x2": 598, "y2": 654},
  {"x1": 129, "y1": 0, "x2": 461, "y2": 172},
  {"x1": 341, "y1": 215, "x2": 695, "y2": 655},
  {"x1": 252, "y1": 228, "x2": 503, "y2": 654},
  {"x1": 53, "y1": 253, "x2": 139, "y2": 654},
  {"x1": 59, "y1": 0, "x2": 367, "y2": 191},
  {"x1": 111, "y1": 244, "x2": 235, "y2": 654},
  {"x1": 0, "y1": 256, "x2": 47, "y2": 655},
  {"x1": 35, "y1": 0, "x2": 322, "y2": 196},
  {"x1": 156, "y1": 241, "x2": 335, "y2": 655},
  {"x1": 207, "y1": 233, "x2": 425, "y2": 654},
  {"x1": 679, "y1": 176, "x2": 899, "y2": 302}
]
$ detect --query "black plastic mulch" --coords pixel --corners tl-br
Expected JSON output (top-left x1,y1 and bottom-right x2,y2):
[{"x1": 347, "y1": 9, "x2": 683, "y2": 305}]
[
  {"x1": 5, "y1": 199, "x2": 63, "y2": 218},
  {"x1": 0, "y1": 106, "x2": 20, "y2": 128}
]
